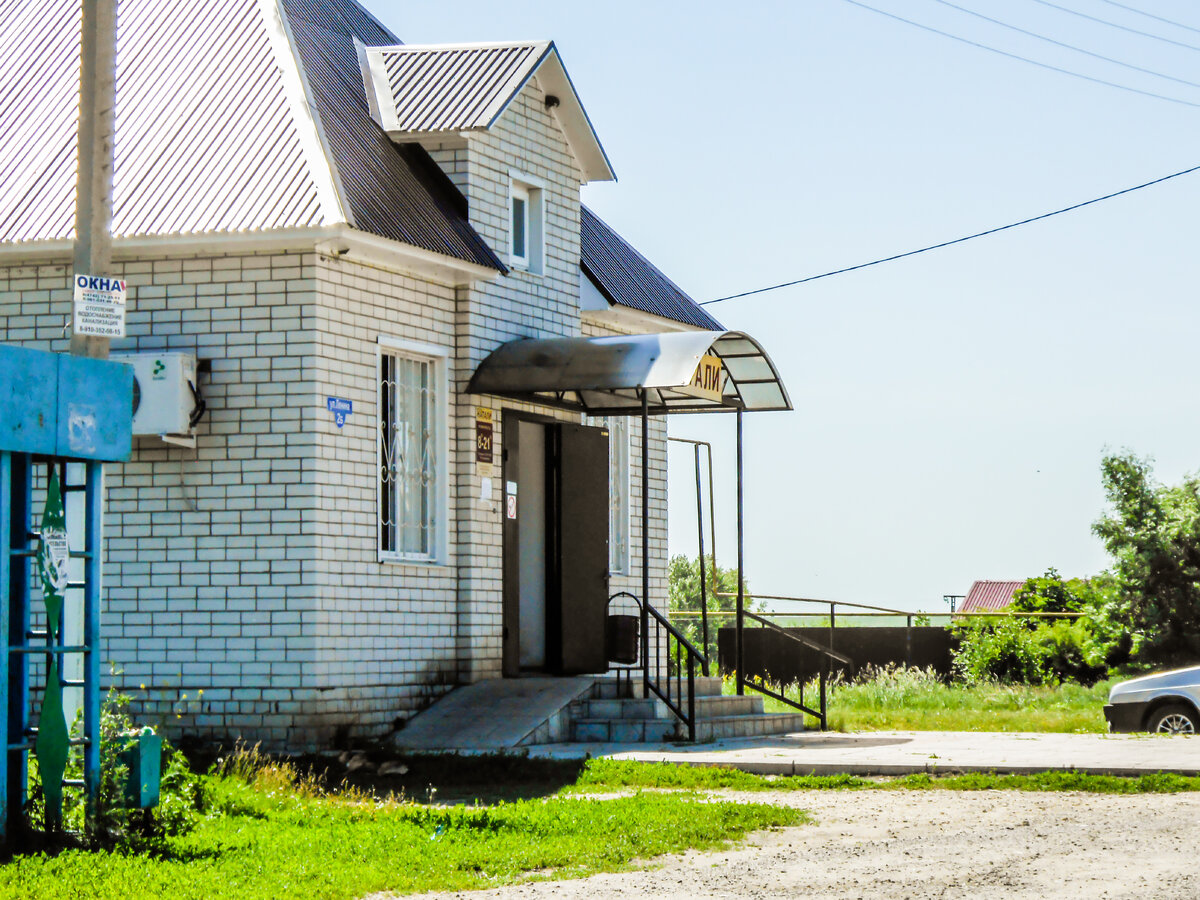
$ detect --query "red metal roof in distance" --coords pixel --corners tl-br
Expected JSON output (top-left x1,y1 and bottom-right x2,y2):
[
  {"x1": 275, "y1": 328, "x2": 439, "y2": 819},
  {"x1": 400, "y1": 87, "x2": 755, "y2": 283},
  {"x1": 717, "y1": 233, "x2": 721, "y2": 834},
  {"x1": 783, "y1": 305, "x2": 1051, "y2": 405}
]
[{"x1": 959, "y1": 580, "x2": 1023, "y2": 613}]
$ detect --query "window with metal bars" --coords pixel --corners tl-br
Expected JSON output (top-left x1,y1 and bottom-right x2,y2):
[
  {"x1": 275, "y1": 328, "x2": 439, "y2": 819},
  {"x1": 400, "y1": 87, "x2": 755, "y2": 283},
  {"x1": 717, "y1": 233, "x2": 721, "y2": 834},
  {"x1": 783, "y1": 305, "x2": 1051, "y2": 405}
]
[{"x1": 379, "y1": 348, "x2": 441, "y2": 560}]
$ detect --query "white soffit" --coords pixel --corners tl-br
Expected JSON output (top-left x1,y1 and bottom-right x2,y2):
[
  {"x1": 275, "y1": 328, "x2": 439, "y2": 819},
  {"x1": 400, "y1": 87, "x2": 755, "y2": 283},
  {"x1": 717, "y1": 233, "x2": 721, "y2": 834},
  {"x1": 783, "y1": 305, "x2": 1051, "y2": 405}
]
[{"x1": 362, "y1": 40, "x2": 615, "y2": 183}]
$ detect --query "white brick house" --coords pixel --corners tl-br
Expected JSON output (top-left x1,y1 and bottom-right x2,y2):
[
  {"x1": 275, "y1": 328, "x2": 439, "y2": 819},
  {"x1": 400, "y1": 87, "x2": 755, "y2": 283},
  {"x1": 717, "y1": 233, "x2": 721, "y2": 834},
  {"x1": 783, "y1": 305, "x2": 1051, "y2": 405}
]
[{"x1": 0, "y1": 0, "x2": 785, "y2": 750}]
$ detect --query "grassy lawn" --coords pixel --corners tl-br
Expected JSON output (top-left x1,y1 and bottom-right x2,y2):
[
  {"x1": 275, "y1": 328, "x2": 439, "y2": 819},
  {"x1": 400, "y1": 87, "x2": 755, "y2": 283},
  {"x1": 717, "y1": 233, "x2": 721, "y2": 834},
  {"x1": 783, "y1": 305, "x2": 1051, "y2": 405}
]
[
  {"x1": 5, "y1": 754, "x2": 1199, "y2": 899},
  {"x1": 0, "y1": 757, "x2": 804, "y2": 900},
  {"x1": 568, "y1": 759, "x2": 1200, "y2": 795},
  {"x1": 736, "y1": 668, "x2": 1112, "y2": 733}
]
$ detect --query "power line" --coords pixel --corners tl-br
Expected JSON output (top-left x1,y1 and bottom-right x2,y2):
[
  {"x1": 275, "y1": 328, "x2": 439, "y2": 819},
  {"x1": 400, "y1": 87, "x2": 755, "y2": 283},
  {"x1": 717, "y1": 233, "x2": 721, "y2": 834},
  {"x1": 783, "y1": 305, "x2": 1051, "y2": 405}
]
[
  {"x1": 842, "y1": 0, "x2": 1200, "y2": 109},
  {"x1": 930, "y1": 0, "x2": 1200, "y2": 90},
  {"x1": 1029, "y1": 0, "x2": 1200, "y2": 54},
  {"x1": 1098, "y1": 0, "x2": 1200, "y2": 37},
  {"x1": 700, "y1": 163, "x2": 1200, "y2": 306}
]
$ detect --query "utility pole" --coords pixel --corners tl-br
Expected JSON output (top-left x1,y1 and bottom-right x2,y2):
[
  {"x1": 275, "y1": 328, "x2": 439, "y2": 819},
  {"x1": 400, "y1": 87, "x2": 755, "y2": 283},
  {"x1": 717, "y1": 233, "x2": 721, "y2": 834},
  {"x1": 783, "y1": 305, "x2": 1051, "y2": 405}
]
[{"x1": 71, "y1": 0, "x2": 119, "y2": 360}]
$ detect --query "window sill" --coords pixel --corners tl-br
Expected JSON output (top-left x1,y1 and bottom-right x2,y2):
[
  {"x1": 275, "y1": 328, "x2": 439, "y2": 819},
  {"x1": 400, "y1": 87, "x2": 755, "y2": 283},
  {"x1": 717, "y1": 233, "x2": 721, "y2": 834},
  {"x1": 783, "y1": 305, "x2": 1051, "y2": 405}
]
[{"x1": 378, "y1": 554, "x2": 454, "y2": 573}]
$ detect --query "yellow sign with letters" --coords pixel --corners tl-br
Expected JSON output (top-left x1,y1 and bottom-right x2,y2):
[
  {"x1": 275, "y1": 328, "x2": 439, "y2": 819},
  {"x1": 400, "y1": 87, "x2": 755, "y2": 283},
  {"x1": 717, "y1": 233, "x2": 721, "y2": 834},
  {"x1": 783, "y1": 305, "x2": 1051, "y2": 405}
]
[{"x1": 684, "y1": 354, "x2": 725, "y2": 403}]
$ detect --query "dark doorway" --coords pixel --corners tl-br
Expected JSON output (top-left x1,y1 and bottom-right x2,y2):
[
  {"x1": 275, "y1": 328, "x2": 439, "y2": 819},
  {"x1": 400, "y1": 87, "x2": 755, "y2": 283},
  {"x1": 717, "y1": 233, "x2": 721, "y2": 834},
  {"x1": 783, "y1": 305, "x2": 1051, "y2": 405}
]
[{"x1": 502, "y1": 414, "x2": 609, "y2": 676}]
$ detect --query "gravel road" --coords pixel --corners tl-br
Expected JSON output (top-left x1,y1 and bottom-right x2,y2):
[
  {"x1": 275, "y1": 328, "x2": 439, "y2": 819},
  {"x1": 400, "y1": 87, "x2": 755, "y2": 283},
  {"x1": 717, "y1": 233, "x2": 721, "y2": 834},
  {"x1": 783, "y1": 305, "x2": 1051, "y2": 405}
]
[{"x1": 383, "y1": 789, "x2": 1200, "y2": 899}]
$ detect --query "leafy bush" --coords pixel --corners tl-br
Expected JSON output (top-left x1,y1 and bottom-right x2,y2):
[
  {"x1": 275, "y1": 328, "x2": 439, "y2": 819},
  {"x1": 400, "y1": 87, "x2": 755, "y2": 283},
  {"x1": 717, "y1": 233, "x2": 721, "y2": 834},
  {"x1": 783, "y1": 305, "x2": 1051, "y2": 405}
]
[
  {"x1": 26, "y1": 688, "x2": 206, "y2": 847},
  {"x1": 952, "y1": 617, "x2": 1050, "y2": 685}
]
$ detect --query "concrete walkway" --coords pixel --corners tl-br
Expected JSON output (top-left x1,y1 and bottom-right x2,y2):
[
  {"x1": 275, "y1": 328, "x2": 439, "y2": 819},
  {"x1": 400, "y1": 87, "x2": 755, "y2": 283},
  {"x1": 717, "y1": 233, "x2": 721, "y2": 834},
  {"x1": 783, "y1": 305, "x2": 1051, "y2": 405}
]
[{"x1": 526, "y1": 730, "x2": 1200, "y2": 776}]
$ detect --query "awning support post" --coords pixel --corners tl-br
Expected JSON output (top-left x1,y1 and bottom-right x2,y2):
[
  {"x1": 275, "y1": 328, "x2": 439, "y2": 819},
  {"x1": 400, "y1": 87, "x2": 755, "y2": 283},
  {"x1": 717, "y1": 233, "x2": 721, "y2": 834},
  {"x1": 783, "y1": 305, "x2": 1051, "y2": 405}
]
[
  {"x1": 736, "y1": 407, "x2": 745, "y2": 696},
  {"x1": 640, "y1": 390, "x2": 650, "y2": 699},
  {"x1": 694, "y1": 444, "x2": 709, "y2": 676}
]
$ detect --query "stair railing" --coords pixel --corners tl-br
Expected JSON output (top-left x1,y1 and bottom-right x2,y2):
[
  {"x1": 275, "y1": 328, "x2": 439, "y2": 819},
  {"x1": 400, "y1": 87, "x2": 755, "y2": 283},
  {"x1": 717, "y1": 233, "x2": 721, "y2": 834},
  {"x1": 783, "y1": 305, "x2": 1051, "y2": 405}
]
[
  {"x1": 741, "y1": 611, "x2": 852, "y2": 730},
  {"x1": 608, "y1": 591, "x2": 705, "y2": 741}
]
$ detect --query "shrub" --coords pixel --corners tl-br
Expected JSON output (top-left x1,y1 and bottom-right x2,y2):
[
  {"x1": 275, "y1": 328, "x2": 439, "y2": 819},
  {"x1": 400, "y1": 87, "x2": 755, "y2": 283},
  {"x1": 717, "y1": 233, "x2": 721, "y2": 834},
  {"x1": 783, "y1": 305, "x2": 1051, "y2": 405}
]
[
  {"x1": 26, "y1": 688, "x2": 206, "y2": 847},
  {"x1": 951, "y1": 617, "x2": 1049, "y2": 685}
]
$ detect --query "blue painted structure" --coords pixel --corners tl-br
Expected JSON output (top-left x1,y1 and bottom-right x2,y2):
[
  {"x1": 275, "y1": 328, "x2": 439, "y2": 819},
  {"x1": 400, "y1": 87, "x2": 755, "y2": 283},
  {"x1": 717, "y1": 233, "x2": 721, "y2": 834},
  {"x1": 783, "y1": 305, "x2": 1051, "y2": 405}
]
[{"x1": 0, "y1": 345, "x2": 131, "y2": 840}]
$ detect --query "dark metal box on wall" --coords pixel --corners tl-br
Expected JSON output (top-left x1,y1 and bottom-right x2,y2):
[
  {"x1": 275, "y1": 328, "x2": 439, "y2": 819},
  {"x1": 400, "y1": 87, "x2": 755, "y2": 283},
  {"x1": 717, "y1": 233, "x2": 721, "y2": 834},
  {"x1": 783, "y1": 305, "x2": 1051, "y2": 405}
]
[{"x1": 0, "y1": 345, "x2": 132, "y2": 461}]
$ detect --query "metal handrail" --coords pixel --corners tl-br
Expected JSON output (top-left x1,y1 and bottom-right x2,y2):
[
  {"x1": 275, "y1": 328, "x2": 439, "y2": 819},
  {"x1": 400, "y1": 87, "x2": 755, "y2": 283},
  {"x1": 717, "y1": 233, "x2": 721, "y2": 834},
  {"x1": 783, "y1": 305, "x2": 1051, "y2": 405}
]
[
  {"x1": 744, "y1": 611, "x2": 852, "y2": 664},
  {"x1": 741, "y1": 611, "x2": 850, "y2": 729},
  {"x1": 609, "y1": 591, "x2": 706, "y2": 741}
]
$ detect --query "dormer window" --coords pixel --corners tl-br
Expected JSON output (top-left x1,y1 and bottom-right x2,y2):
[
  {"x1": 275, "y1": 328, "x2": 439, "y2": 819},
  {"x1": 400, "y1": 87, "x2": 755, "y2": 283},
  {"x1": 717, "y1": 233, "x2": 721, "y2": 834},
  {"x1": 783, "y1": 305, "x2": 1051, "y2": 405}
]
[{"x1": 509, "y1": 175, "x2": 544, "y2": 274}]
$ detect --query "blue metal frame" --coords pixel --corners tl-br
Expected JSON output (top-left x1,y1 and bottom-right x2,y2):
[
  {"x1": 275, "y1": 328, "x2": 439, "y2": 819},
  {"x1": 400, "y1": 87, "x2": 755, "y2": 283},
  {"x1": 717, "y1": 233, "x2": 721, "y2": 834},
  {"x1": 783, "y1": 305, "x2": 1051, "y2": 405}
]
[{"x1": 0, "y1": 345, "x2": 131, "y2": 842}]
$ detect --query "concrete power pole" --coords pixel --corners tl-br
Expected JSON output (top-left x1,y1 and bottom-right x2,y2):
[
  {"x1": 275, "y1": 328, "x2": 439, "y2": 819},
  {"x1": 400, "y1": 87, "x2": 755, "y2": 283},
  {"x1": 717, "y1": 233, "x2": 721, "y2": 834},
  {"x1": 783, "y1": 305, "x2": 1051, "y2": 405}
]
[{"x1": 70, "y1": 0, "x2": 118, "y2": 360}]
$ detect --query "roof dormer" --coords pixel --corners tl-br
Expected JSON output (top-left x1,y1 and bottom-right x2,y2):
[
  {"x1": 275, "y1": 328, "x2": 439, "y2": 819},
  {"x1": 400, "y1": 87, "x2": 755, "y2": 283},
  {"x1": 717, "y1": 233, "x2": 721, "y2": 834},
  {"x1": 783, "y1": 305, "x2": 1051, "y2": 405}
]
[{"x1": 358, "y1": 40, "x2": 615, "y2": 184}]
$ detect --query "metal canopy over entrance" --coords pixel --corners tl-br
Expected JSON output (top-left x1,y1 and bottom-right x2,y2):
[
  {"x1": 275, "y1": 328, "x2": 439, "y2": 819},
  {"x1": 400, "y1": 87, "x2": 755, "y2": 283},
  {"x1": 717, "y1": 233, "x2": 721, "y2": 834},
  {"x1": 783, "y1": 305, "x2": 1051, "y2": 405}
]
[
  {"x1": 469, "y1": 330, "x2": 792, "y2": 738},
  {"x1": 466, "y1": 330, "x2": 791, "y2": 415}
]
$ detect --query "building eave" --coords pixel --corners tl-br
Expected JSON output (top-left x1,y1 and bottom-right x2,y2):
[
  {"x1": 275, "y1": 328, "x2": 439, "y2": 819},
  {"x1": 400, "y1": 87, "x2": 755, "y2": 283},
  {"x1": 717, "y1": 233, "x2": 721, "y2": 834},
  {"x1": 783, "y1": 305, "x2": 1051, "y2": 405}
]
[{"x1": 0, "y1": 224, "x2": 501, "y2": 287}]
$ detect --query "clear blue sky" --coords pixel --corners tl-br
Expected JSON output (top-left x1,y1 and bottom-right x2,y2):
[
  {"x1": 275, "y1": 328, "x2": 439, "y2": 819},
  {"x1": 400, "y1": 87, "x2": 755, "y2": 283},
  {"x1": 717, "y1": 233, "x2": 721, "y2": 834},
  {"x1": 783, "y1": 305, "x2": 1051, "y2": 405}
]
[{"x1": 364, "y1": 0, "x2": 1200, "y2": 611}]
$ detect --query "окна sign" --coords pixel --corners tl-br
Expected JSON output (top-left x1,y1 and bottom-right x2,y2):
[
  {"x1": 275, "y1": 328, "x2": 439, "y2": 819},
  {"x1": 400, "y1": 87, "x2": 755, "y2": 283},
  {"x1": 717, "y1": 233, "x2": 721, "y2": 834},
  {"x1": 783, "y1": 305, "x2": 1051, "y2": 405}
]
[{"x1": 73, "y1": 274, "x2": 127, "y2": 338}]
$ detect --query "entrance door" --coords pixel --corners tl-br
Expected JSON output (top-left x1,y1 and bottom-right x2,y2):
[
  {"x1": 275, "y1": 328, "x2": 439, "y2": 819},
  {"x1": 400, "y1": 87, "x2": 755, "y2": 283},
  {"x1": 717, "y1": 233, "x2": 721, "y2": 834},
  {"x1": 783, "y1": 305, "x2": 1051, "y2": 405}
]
[{"x1": 502, "y1": 416, "x2": 610, "y2": 676}]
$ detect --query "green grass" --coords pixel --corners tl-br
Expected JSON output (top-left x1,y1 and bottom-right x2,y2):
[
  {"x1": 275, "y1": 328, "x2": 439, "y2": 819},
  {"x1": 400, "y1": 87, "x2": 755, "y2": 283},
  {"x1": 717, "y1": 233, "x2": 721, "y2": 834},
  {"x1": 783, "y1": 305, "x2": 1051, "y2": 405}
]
[
  {"x1": 7, "y1": 752, "x2": 1197, "y2": 899},
  {"x1": 569, "y1": 759, "x2": 1200, "y2": 795},
  {"x1": 0, "y1": 760, "x2": 804, "y2": 900},
  {"x1": 734, "y1": 667, "x2": 1112, "y2": 732}
]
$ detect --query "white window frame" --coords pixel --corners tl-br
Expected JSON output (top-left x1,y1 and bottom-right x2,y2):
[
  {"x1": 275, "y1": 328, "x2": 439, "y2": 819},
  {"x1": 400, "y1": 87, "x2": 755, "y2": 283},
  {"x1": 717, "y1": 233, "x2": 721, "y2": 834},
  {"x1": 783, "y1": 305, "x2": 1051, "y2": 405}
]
[
  {"x1": 607, "y1": 416, "x2": 631, "y2": 575},
  {"x1": 377, "y1": 336, "x2": 449, "y2": 564},
  {"x1": 508, "y1": 171, "x2": 545, "y2": 274}
]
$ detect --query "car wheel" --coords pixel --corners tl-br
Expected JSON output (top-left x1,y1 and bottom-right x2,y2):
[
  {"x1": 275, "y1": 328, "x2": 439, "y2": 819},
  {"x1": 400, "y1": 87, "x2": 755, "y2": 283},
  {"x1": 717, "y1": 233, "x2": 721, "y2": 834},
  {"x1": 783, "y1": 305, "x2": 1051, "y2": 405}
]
[{"x1": 1147, "y1": 704, "x2": 1199, "y2": 735}]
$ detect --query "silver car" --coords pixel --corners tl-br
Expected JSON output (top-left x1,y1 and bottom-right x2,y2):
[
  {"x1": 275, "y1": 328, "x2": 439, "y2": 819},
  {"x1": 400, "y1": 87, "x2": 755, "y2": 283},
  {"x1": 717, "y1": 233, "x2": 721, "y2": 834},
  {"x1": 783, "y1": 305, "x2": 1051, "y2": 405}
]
[{"x1": 1104, "y1": 665, "x2": 1200, "y2": 734}]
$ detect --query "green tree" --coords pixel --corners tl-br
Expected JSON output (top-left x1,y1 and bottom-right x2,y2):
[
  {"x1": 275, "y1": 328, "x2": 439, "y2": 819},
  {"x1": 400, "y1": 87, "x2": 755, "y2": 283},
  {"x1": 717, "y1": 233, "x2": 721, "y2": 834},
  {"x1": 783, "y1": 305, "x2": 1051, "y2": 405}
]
[
  {"x1": 1011, "y1": 568, "x2": 1087, "y2": 616},
  {"x1": 1093, "y1": 453, "x2": 1200, "y2": 659},
  {"x1": 667, "y1": 554, "x2": 754, "y2": 665}
]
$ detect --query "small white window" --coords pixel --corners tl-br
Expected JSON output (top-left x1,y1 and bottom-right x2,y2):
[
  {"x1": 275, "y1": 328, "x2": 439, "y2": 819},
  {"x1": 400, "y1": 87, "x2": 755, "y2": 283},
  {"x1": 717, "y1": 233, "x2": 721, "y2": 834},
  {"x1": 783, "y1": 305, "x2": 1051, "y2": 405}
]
[
  {"x1": 608, "y1": 416, "x2": 630, "y2": 574},
  {"x1": 511, "y1": 184, "x2": 529, "y2": 265},
  {"x1": 379, "y1": 340, "x2": 447, "y2": 561},
  {"x1": 509, "y1": 176, "x2": 544, "y2": 273}
]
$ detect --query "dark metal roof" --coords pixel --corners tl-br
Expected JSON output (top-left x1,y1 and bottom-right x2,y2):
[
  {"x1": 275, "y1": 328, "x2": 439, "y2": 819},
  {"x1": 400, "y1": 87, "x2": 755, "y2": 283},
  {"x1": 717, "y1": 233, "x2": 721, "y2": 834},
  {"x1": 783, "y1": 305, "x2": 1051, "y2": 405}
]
[
  {"x1": 580, "y1": 206, "x2": 722, "y2": 331},
  {"x1": 467, "y1": 331, "x2": 791, "y2": 416},
  {"x1": 283, "y1": 0, "x2": 503, "y2": 269}
]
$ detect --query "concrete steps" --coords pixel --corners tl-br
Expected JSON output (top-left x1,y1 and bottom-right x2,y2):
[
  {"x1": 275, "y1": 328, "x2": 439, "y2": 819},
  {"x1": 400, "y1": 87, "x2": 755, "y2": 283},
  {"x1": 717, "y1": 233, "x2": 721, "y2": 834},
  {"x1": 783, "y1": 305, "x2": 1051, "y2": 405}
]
[{"x1": 566, "y1": 673, "x2": 806, "y2": 743}]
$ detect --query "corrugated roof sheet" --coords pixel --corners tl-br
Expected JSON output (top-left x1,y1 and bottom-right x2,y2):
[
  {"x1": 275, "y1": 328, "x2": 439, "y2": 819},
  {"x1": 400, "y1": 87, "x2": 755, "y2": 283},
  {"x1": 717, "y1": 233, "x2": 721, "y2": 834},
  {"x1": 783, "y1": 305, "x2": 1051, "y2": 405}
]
[
  {"x1": 375, "y1": 42, "x2": 547, "y2": 133},
  {"x1": 0, "y1": 0, "x2": 326, "y2": 242},
  {"x1": 959, "y1": 580, "x2": 1024, "y2": 613},
  {"x1": 282, "y1": 1, "x2": 501, "y2": 267},
  {"x1": 363, "y1": 40, "x2": 615, "y2": 183},
  {"x1": 0, "y1": 0, "x2": 501, "y2": 271},
  {"x1": 0, "y1": 0, "x2": 82, "y2": 242},
  {"x1": 113, "y1": 0, "x2": 325, "y2": 237},
  {"x1": 580, "y1": 206, "x2": 723, "y2": 331}
]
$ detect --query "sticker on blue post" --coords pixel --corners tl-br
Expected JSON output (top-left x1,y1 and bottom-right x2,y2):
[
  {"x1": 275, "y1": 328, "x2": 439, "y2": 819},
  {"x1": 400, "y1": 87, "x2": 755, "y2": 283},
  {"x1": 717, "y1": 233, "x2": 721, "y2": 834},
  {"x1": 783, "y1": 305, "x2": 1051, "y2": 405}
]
[{"x1": 326, "y1": 397, "x2": 352, "y2": 428}]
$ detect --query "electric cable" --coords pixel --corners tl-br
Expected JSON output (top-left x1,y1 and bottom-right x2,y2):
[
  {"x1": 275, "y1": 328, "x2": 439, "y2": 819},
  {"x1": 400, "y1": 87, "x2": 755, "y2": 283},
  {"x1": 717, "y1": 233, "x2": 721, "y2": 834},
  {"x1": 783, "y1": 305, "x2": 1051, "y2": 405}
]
[
  {"x1": 842, "y1": 0, "x2": 1200, "y2": 109},
  {"x1": 1097, "y1": 0, "x2": 1200, "y2": 37},
  {"x1": 700, "y1": 162, "x2": 1200, "y2": 306},
  {"x1": 1028, "y1": 0, "x2": 1200, "y2": 54},
  {"x1": 930, "y1": 0, "x2": 1200, "y2": 89}
]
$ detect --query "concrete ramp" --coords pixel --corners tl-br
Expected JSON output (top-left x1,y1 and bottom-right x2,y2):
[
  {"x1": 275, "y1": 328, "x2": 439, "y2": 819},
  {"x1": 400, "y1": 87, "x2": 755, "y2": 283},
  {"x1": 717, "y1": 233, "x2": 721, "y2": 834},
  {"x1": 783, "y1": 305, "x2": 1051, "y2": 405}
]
[{"x1": 393, "y1": 677, "x2": 597, "y2": 750}]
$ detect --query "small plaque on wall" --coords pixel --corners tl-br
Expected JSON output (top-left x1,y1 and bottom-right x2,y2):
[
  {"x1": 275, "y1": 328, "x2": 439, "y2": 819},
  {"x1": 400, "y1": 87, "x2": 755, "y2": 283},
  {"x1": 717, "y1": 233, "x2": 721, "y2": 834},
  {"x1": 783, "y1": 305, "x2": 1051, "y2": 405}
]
[{"x1": 475, "y1": 406, "x2": 494, "y2": 477}]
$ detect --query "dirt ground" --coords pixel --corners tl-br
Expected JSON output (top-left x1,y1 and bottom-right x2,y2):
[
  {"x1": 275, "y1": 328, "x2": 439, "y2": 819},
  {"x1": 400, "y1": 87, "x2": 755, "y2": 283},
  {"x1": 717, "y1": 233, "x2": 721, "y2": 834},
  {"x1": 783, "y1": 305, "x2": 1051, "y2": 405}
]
[{"x1": 384, "y1": 789, "x2": 1200, "y2": 899}]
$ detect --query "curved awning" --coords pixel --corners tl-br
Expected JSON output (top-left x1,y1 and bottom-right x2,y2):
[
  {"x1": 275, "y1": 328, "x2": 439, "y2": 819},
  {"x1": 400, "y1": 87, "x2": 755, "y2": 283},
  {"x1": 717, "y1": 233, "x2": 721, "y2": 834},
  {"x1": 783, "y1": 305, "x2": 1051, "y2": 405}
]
[{"x1": 466, "y1": 331, "x2": 791, "y2": 415}]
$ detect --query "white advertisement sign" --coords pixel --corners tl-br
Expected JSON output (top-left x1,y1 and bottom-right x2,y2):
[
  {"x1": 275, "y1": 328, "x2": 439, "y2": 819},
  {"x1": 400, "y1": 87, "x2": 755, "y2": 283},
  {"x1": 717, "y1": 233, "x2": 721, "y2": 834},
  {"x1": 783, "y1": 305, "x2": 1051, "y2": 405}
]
[{"x1": 73, "y1": 273, "x2": 127, "y2": 338}]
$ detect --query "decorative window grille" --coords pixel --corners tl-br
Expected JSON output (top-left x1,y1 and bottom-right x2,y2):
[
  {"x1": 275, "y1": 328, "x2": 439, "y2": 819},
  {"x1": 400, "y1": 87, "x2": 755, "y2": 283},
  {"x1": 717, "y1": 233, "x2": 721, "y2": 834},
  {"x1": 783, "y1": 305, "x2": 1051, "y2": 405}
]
[
  {"x1": 608, "y1": 416, "x2": 630, "y2": 574},
  {"x1": 379, "y1": 350, "x2": 440, "y2": 559}
]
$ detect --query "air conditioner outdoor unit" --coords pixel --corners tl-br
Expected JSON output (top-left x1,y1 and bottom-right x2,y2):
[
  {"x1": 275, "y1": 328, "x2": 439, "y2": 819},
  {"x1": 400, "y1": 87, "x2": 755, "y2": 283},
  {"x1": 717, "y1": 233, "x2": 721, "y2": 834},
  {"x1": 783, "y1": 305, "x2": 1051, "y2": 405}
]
[{"x1": 111, "y1": 352, "x2": 204, "y2": 442}]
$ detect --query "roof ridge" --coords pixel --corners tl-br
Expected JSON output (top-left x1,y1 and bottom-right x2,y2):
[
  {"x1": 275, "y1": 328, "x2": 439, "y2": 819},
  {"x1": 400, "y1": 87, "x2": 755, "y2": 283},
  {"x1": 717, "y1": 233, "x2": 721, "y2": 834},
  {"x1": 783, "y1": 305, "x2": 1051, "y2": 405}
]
[
  {"x1": 259, "y1": 0, "x2": 350, "y2": 227},
  {"x1": 374, "y1": 39, "x2": 551, "y2": 52}
]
